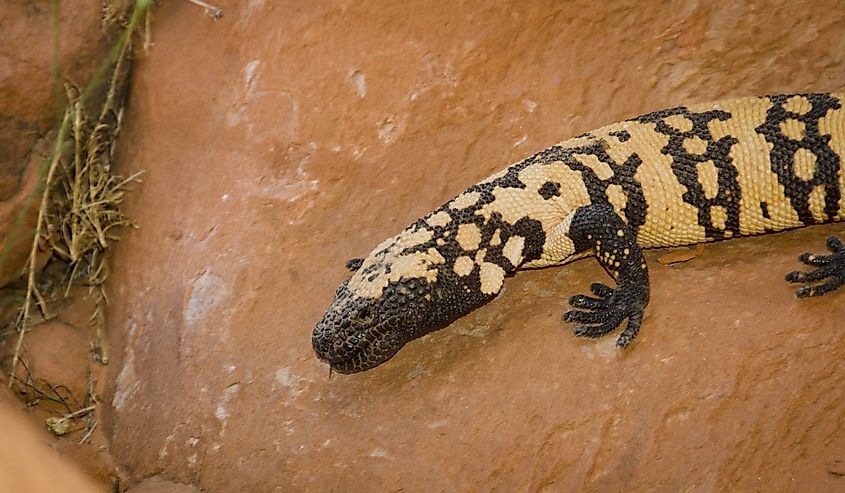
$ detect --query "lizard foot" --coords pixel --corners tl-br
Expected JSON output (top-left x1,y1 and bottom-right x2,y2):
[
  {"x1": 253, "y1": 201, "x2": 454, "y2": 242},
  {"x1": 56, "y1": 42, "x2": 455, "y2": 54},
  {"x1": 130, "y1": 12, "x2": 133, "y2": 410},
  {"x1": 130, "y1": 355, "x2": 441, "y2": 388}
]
[
  {"x1": 563, "y1": 282, "x2": 646, "y2": 348},
  {"x1": 786, "y1": 236, "x2": 845, "y2": 298}
]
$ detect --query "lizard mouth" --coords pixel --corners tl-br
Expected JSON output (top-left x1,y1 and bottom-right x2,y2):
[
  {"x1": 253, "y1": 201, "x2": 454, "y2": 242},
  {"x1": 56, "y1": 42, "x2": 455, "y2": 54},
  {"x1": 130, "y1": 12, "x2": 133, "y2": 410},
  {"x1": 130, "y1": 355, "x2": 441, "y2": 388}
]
[
  {"x1": 322, "y1": 344, "x2": 404, "y2": 374},
  {"x1": 313, "y1": 317, "x2": 405, "y2": 374}
]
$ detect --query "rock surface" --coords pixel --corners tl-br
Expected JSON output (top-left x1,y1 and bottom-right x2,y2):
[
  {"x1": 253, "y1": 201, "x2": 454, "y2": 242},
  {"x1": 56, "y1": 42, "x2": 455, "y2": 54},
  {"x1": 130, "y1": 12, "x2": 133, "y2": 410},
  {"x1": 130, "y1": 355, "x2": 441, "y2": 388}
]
[
  {"x1": 20, "y1": 319, "x2": 92, "y2": 400},
  {"x1": 128, "y1": 476, "x2": 200, "y2": 493},
  {"x1": 0, "y1": 286, "x2": 121, "y2": 489},
  {"x1": 104, "y1": 1, "x2": 845, "y2": 490},
  {"x1": 0, "y1": 391, "x2": 102, "y2": 493}
]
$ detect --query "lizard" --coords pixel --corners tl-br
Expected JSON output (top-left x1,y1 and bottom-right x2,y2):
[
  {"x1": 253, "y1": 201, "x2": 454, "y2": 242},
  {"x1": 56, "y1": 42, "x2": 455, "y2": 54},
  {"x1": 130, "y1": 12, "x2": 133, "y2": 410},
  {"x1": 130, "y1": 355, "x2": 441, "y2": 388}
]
[{"x1": 312, "y1": 92, "x2": 845, "y2": 374}]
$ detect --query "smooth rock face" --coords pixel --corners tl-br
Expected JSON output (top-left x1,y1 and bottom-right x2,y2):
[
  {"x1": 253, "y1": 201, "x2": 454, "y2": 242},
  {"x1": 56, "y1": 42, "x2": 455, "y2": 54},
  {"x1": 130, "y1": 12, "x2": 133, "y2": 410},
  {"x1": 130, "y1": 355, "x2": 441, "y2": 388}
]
[
  {"x1": 128, "y1": 476, "x2": 200, "y2": 493},
  {"x1": 0, "y1": 392, "x2": 102, "y2": 493},
  {"x1": 104, "y1": 1, "x2": 845, "y2": 490},
  {"x1": 18, "y1": 319, "x2": 92, "y2": 399},
  {"x1": 0, "y1": 0, "x2": 110, "y2": 286}
]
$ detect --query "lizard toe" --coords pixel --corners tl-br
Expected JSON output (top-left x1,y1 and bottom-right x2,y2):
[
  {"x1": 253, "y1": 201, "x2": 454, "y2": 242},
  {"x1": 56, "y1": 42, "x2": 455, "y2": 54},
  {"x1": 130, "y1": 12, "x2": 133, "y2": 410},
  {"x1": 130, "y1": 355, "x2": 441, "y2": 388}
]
[
  {"x1": 565, "y1": 283, "x2": 646, "y2": 345},
  {"x1": 345, "y1": 258, "x2": 365, "y2": 271},
  {"x1": 787, "y1": 236, "x2": 845, "y2": 298}
]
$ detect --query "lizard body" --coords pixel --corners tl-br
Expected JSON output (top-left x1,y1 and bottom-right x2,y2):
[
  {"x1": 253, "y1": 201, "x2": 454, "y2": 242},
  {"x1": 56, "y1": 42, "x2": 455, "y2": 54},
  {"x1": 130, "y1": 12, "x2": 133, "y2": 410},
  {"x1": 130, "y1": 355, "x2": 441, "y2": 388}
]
[{"x1": 313, "y1": 93, "x2": 845, "y2": 374}]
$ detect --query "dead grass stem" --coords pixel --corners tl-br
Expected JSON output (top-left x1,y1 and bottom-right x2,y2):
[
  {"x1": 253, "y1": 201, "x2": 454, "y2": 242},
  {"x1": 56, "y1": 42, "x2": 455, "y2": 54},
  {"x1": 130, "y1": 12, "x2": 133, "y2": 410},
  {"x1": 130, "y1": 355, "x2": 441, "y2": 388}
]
[{"x1": 7, "y1": 0, "x2": 151, "y2": 388}]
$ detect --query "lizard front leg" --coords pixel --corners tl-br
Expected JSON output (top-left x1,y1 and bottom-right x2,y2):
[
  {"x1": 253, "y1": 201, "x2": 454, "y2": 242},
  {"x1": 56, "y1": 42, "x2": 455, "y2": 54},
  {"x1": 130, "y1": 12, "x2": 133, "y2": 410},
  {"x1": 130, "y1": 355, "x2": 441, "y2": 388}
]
[{"x1": 561, "y1": 204, "x2": 650, "y2": 348}]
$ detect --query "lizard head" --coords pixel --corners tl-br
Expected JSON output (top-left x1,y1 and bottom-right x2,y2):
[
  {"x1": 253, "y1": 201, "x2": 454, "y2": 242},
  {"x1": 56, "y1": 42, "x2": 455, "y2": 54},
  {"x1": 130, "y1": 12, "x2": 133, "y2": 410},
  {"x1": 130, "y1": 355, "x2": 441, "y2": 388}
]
[
  {"x1": 312, "y1": 225, "x2": 444, "y2": 373},
  {"x1": 311, "y1": 276, "x2": 436, "y2": 374}
]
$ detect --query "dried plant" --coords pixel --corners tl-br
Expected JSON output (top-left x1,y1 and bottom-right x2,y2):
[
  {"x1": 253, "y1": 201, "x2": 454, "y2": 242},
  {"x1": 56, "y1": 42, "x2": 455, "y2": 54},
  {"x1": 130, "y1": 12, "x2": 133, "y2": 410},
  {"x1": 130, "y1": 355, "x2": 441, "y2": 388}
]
[{"x1": 8, "y1": 0, "x2": 150, "y2": 387}]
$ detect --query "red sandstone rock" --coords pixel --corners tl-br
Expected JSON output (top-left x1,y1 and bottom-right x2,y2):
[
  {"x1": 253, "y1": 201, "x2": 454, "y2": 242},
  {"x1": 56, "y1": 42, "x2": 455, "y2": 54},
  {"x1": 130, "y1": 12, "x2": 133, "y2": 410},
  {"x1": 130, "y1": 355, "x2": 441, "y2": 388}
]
[
  {"x1": 19, "y1": 319, "x2": 91, "y2": 400},
  {"x1": 128, "y1": 476, "x2": 200, "y2": 493},
  {"x1": 104, "y1": 1, "x2": 845, "y2": 490},
  {"x1": 0, "y1": 287, "x2": 119, "y2": 488},
  {"x1": 0, "y1": 392, "x2": 102, "y2": 493}
]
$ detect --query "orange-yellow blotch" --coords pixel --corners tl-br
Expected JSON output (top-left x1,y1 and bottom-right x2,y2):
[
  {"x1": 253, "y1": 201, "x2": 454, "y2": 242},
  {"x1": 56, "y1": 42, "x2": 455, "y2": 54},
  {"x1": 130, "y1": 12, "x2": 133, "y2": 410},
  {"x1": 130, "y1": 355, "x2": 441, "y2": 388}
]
[
  {"x1": 808, "y1": 185, "x2": 828, "y2": 223},
  {"x1": 489, "y1": 229, "x2": 502, "y2": 246},
  {"x1": 574, "y1": 153, "x2": 614, "y2": 180},
  {"x1": 683, "y1": 136, "x2": 708, "y2": 155},
  {"x1": 696, "y1": 160, "x2": 720, "y2": 200},
  {"x1": 783, "y1": 95, "x2": 813, "y2": 115},
  {"x1": 479, "y1": 262, "x2": 506, "y2": 295},
  {"x1": 453, "y1": 256, "x2": 474, "y2": 277},
  {"x1": 474, "y1": 248, "x2": 487, "y2": 264},
  {"x1": 779, "y1": 119, "x2": 807, "y2": 141},
  {"x1": 710, "y1": 205, "x2": 728, "y2": 230},
  {"x1": 793, "y1": 148, "x2": 818, "y2": 181},
  {"x1": 502, "y1": 236, "x2": 525, "y2": 267},
  {"x1": 456, "y1": 223, "x2": 482, "y2": 251},
  {"x1": 426, "y1": 210, "x2": 452, "y2": 228},
  {"x1": 606, "y1": 184, "x2": 628, "y2": 214},
  {"x1": 450, "y1": 191, "x2": 481, "y2": 209},
  {"x1": 664, "y1": 114, "x2": 693, "y2": 133}
]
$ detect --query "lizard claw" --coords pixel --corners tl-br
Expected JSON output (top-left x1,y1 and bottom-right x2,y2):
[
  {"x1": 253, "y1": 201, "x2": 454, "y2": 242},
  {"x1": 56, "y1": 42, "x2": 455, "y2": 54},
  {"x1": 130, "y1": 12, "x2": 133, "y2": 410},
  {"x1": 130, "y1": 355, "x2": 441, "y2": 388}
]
[
  {"x1": 786, "y1": 236, "x2": 845, "y2": 298},
  {"x1": 563, "y1": 282, "x2": 646, "y2": 348},
  {"x1": 568, "y1": 283, "x2": 613, "y2": 311}
]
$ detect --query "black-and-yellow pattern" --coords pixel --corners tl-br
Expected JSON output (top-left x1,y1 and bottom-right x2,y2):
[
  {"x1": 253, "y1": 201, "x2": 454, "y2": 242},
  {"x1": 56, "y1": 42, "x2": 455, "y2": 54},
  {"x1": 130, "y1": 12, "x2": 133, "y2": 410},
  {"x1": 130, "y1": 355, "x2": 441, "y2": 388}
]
[{"x1": 313, "y1": 93, "x2": 845, "y2": 374}]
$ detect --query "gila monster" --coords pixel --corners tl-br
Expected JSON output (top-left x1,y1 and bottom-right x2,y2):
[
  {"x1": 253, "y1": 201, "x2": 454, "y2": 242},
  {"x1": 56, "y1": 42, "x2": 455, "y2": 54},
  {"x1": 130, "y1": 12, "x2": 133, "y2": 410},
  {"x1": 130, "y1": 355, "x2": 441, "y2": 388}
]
[{"x1": 312, "y1": 93, "x2": 845, "y2": 374}]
